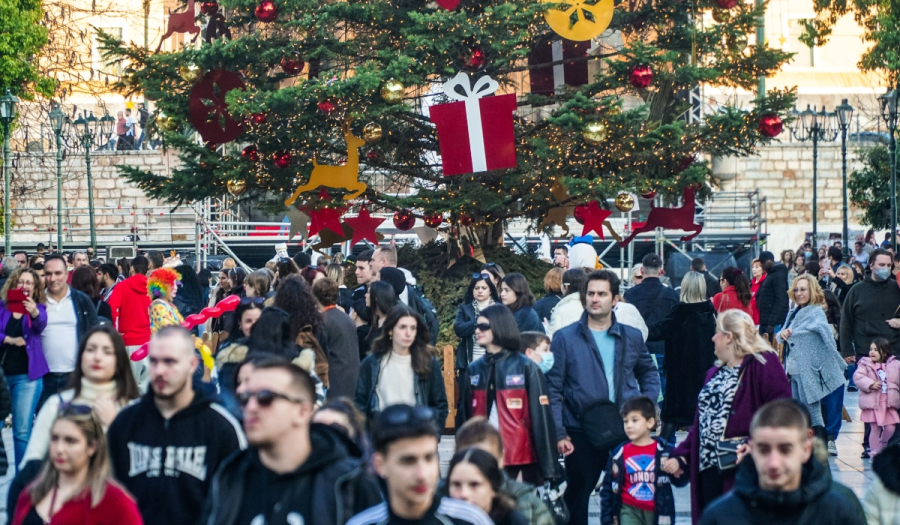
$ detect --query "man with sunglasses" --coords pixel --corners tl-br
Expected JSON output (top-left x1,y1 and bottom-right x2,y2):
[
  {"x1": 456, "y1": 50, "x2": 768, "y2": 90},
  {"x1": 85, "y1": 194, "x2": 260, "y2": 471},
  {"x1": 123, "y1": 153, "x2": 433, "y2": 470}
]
[
  {"x1": 107, "y1": 326, "x2": 246, "y2": 525},
  {"x1": 201, "y1": 358, "x2": 382, "y2": 525},
  {"x1": 348, "y1": 405, "x2": 492, "y2": 525}
]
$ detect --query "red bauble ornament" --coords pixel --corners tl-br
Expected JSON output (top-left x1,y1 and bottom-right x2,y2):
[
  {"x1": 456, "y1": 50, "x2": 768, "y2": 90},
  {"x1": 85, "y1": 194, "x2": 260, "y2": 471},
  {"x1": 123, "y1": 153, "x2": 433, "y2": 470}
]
[
  {"x1": 318, "y1": 99, "x2": 337, "y2": 113},
  {"x1": 758, "y1": 113, "x2": 783, "y2": 138},
  {"x1": 464, "y1": 48, "x2": 486, "y2": 71},
  {"x1": 200, "y1": 0, "x2": 219, "y2": 14},
  {"x1": 367, "y1": 150, "x2": 379, "y2": 162},
  {"x1": 393, "y1": 210, "x2": 416, "y2": 231},
  {"x1": 715, "y1": 0, "x2": 737, "y2": 8},
  {"x1": 640, "y1": 190, "x2": 657, "y2": 200},
  {"x1": 254, "y1": 0, "x2": 278, "y2": 22},
  {"x1": 459, "y1": 214, "x2": 473, "y2": 227},
  {"x1": 280, "y1": 57, "x2": 304, "y2": 75},
  {"x1": 574, "y1": 204, "x2": 588, "y2": 225},
  {"x1": 424, "y1": 214, "x2": 443, "y2": 228},
  {"x1": 250, "y1": 113, "x2": 266, "y2": 124},
  {"x1": 241, "y1": 145, "x2": 260, "y2": 161},
  {"x1": 629, "y1": 65, "x2": 653, "y2": 89},
  {"x1": 273, "y1": 151, "x2": 292, "y2": 168}
]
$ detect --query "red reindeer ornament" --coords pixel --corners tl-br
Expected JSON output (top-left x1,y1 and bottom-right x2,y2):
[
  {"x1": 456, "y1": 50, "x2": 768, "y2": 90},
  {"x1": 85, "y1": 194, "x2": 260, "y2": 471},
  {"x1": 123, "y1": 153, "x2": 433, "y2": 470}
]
[
  {"x1": 156, "y1": 0, "x2": 201, "y2": 52},
  {"x1": 618, "y1": 186, "x2": 703, "y2": 247}
]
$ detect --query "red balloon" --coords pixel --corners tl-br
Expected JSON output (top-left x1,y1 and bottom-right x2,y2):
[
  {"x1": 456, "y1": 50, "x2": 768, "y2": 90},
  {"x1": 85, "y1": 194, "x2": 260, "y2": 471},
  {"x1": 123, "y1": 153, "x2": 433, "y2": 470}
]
[
  {"x1": 130, "y1": 343, "x2": 149, "y2": 362},
  {"x1": 206, "y1": 306, "x2": 223, "y2": 317},
  {"x1": 217, "y1": 295, "x2": 242, "y2": 312},
  {"x1": 184, "y1": 313, "x2": 209, "y2": 328}
]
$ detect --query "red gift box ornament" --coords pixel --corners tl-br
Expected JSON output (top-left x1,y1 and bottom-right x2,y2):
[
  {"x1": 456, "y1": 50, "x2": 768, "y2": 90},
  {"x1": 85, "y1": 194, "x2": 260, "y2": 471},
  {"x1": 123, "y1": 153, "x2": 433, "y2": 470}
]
[{"x1": 429, "y1": 73, "x2": 517, "y2": 176}]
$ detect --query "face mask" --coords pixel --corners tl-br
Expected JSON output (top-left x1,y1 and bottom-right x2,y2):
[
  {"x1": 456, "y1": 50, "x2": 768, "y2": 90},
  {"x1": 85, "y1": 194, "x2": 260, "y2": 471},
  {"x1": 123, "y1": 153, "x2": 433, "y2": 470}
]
[
  {"x1": 537, "y1": 352, "x2": 555, "y2": 374},
  {"x1": 874, "y1": 267, "x2": 891, "y2": 281},
  {"x1": 805, "y1": 251, "x2": 812, "y2": 258}
]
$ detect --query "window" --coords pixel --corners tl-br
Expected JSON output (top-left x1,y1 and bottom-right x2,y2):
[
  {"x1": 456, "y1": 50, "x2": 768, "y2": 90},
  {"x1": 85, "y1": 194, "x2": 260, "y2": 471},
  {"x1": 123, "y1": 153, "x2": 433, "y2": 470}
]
[{"x1": 786, "y1": 18, "x2": 815, "y2": 68}]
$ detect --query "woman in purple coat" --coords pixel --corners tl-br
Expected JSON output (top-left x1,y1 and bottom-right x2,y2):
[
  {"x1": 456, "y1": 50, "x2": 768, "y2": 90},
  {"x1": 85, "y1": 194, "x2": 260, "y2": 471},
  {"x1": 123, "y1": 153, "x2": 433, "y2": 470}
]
[
  {"x1": 0, "y1": 268, "x2": 49, "y2": 468},
  {"x1": 661, "y1": 309, "x2": 791, "y2": 524}
]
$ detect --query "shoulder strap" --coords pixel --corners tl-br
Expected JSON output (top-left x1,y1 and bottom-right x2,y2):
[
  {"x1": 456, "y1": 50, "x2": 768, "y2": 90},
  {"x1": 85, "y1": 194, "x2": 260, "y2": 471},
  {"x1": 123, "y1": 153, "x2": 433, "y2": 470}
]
[{"x1": 646, "y1": 285, "x2": 669, "y2": 318}]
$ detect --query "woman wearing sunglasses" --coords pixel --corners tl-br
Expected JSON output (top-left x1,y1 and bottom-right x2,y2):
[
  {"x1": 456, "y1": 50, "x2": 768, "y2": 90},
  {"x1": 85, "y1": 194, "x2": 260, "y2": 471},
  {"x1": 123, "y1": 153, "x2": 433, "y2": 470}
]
[
  {"x1": 457, "y1": 305, "x2": 558, "y2": 486},
  {"x1": 11, "y1": 405, "x2": 142, "y2": 524},
  {"x1": 354, "y1": 304, "x2": 448, "y2": 424},
  {"x1": 454, "y1": 275, "x2": 500, "y2": 372}
]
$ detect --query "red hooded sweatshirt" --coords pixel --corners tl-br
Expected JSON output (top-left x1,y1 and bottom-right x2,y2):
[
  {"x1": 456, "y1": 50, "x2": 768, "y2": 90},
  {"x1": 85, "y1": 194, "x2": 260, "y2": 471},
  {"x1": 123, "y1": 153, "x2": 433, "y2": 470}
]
[{"x1": 107, "y1": 274, "x2": 151, "y2": 346}]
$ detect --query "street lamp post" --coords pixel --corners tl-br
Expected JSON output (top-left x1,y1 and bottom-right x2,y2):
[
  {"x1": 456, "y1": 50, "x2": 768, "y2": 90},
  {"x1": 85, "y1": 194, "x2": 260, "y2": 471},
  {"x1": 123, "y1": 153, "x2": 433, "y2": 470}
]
[
  {"x1": 72, "y1": 111, "x2": 110, "y2": 252},
  {"x1": 836, "y1": 98, "x2": 855, "y2": 259},
  {"x1": 880, "y1": 89, "x2": 899, "y2": 249},
  {"x1": 0, "y1": 90, "x2": 19, "y2": 255},
  {"x1": 789, "y1": 104, "x2": 838, "y2": 247},
  {"x1": 49, "y1": 104, "x2": 66, "y2": 252}
]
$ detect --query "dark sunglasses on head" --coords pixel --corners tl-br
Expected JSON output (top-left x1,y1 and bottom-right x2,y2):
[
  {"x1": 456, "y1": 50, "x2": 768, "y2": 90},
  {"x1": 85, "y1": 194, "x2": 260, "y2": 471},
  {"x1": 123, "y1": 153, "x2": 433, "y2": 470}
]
[
  {"x1": 634, "y1": 276, "x2": 643, "y2": 280},
  {"x1": 237, "y1": 389, "x2": 305, "y2": 407},
  {"x1": 483, "y1": 262, "x2": 497, "y2": 268},
  {"x1": 472, "y1": 273, "x2": 492, "y2": 280},
  {"x1": 58, "y1": 402, "x2": 93, "y2": 416},
  {"x1": 278, "y1": 257, "x2": 291, "y2": 264},
  {"x1": 475, "y1": 322, "x2": 491, "y2": 331},
  {"x1": 240, "y1": 297, "x2": 265, "y2": 305},
  {"x1": 384, "y1": 405, "x2": 435, "y2": 426}
]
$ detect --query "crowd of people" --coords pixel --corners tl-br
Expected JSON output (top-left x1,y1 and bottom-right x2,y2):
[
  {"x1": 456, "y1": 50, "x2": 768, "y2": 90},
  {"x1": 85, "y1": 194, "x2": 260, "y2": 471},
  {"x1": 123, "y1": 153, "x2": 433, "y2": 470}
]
[{"x1": 0, "y1": 235, "x2": 894, "y2": 525}]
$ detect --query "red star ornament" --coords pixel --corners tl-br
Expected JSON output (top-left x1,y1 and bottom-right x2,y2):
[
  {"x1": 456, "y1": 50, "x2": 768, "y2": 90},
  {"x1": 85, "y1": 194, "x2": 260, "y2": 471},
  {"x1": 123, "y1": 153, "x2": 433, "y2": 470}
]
[
  {"x1": 343, "y1": 207, "x2": 385, "y2": 245},
  {"x1": 580, "y1": 200, "x2": 613, "y2": 239},
  {"x1": 303, "y1": 205, "x2": 346, "y2": 237}
]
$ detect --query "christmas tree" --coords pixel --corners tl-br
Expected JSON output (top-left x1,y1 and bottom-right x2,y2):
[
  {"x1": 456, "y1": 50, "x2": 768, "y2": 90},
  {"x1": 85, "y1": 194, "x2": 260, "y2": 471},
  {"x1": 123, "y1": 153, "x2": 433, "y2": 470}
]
[{"x1": 101, "y1": 0, "x2": 795, "y2": 245}]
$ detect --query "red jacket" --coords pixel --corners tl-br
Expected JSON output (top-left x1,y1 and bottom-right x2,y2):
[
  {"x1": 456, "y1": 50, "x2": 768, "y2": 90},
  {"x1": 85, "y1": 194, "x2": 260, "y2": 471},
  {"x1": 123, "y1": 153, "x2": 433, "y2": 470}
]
[
  {"x1": 712, "y1": 286, "x2": 754, "y2": 318},
  {"x1": 749, "y1": 274, "x2": 766, "y2": 325},
  {"x1": 13, "y1": 482, "x2": 143, "y2": 525},
  {"x1": 107, "y1": 274, "x2": 151, "y2": 346}
]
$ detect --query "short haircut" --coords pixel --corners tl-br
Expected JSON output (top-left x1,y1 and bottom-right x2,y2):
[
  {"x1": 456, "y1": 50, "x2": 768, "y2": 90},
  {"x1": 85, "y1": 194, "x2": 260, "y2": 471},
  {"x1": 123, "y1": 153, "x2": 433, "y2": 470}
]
[
  {"x1": 555, "y1": 246, "x2": 568, "y2": 254},
  {"x1": 371, "y1": 404, "x2": 441, "y2": 454},
  {"x1": 73, "y1": 251, "x2": 86, "y2": 259},
  {"x1": 250, "y1": 360, "x2": 316, "y2": 403},
  {"x1": 43, "y1": 254, "x2": 67, "y2": 270},
  {"x1": 804, "y1": 261, "x2": 820, "y2": 276},
  {"x1": 827, "y1": 246, "x2": 843, "y2": 262},
  {"x1": 787, "y1": 274, "x2": 826, "y2": 306},
  {"x1": 750, "y1": 399, "x2": 810, "y2": 435},
  {"x1": 13, "y1": 251, "x2": 27, "y2": 258},
  {"x1": 1, "y1": 257, "x2": 17, "y2": 273},
  {"x1": 98, "y1": 263, "x2": 119, "y2": 281},
  {"x1": 641, "y1": 253, "x2": 663, "y2": 273},
  {"x1": 871, "y1": 248, "x2": 892, "y2": 266},
  {"x1": 131, "y1": 255, "x2": 149, "y2": 276},
  {"x1": 312, "y1": 278, "x2": 339, "y2": 307},
  {"x1": 620, "y1": 396, "x2": 657, "y2": 428},
  {"x1": 543, "y1": 267, "x2": 564, "y2": 294},
  {"x1": 455, "y1": 416, "x2": 503, "y2": 454},
  {"x1": 152, "y1": 325, "x2": 195, "y2": 355},
  {"x1": 690, "y1": 257, "x2": 705, "y2": 272},
  {"x1": 293, "y1": 251, "x2": 311, "y2": 270},
  {"x1": 356, "y1": 249, "x2": 374, "y2": 263},
  {"x1": 582, "y1": 269, "x2": 621, "y2": 300},
  {"x1": 478, "y1": 305, "x2": 522, "y2": 351},
  {"x1": 500, "y1": 273, "x2": 535, "y2": 311},
  {"x1": 147, "y1": 251, "x2": 164, "y2": 269},
  {"x1": 375, "y1": 245, "x2": 398, "y2": 267},
  {"x1": 519, "y1": 331, "x2": 550, "y2": 354}
]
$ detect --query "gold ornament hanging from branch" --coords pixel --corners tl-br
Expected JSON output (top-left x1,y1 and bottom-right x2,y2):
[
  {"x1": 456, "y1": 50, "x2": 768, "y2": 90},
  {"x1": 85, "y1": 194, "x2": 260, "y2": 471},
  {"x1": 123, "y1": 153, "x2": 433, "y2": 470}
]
[
  {"x1": 615, "y1": 193, "x2": 634, "y2": 212},
  {"x1": 363, "y1": 122, "x2": 383, "y2": 143},
  {"x1": 227, "y1": 180, "x2": 246, "y2": 196}
]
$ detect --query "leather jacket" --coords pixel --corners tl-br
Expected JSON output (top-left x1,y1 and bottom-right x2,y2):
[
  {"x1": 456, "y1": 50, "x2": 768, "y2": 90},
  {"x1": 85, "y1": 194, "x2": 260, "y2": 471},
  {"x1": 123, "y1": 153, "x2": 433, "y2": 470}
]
[{"x1": 458, "y1": 349, "x2": 560, "y2": 480}]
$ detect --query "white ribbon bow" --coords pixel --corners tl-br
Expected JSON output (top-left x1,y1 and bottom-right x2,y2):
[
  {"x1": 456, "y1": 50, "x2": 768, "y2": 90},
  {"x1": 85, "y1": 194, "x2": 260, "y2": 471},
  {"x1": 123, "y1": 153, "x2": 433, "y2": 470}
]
[{"x1": 442, "y1": 73, "x2": 500, "y2": 173}]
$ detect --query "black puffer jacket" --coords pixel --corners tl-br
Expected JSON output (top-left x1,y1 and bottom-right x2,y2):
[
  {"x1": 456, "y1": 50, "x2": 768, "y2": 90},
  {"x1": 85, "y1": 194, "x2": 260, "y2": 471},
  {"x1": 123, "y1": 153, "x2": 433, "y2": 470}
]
[
  {"x1": 698, "y1": 452, "x2": 865, "y2": 525},
  {"x1": 756, "y1": 263, "x2": 790, "y2": 329}
]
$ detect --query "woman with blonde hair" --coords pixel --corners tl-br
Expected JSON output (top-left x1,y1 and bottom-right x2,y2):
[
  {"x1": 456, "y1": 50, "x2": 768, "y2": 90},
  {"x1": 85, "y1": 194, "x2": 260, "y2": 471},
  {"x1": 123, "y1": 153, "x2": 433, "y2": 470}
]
[
  {"x1": 777, "y1": 274, "x2": 847, "y2": 447},
  {"x1": 12, "y1": 406, "x2": 142, "y2": 524},
  {"x1": 326, "y1": 263, "x2": 352, "y2": 311},
  {"x1": 647, "y1": 271, "x2": 717, "y2": 441},
  {"x1": 662, "y1": 309, "x2": 790, "y2": 523}
]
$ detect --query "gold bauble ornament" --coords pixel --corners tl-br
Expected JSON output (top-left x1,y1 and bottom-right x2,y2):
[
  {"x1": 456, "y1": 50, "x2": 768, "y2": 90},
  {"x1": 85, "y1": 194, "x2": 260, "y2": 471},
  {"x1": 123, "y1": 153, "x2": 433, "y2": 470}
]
[
  {"x1": 179, "y1": 64, "x2": 205, "y2": 83},
  {"x1": 227, "y1": 180, "x2": 247, "y2": 197},
  {"x1": 380, "y1": 79, "x2": 405, "y2": 105},
  {"x1": 583, "y1": 122, "x2": 609, "y2": 145},
  {"x1": 711, "y1": 9, "x2": 728, "y2": 23},
  {"x1": 363, "y1": 122, "x2": 383, "y2": 143},
  {"x1": 162, "y1": 116, "x2": 179, "y2": 132},
  {"x1": 615, "y1": 193, "x2": 635, "y2": 213}
]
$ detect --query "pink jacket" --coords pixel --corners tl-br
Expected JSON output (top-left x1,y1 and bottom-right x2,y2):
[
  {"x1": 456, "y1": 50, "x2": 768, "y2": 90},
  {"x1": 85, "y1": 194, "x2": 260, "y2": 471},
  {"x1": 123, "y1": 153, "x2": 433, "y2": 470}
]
[{"x1": 854, "y1": 356, "x2": 900, "y2": 410}]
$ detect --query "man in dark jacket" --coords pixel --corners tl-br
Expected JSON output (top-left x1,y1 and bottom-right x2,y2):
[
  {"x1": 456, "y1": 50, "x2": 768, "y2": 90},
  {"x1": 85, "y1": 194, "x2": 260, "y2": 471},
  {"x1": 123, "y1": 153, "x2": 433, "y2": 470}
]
[
  {"x1": 348, "y1": 405, "x2": 492, "y2": 525},
  {"x1": 623, "y1": 253, "x2": 678, "y2": 358},
  {"x1": 691, "y1": 257, "x2": 721, "y2": 299},
  {"x1": 547, "y1": 270, "x2": 660, "y2": 525},
  {"x1": 108, "y1": 326, "x2": 246, "y2": 525},
  {"x1": 312, "y1": 278, "x2": 361, "y2": 399},
  {"x1": 200, "y1": 359, "x2": 382, "y2": 525},
  {"x1": 840, "y1": 248, "x2": 900, "y2": 361},
  {"x1": 698, "y1": 399, "x2": 865, "y2": 525},
  {"x1": 755, "y1": 250, "x2": 790, "y2": 337}
]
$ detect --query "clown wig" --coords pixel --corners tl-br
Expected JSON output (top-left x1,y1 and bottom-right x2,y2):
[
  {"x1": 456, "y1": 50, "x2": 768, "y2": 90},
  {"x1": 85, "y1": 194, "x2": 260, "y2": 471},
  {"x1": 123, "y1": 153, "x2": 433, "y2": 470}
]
[{"x1": 148, "y1": 268, "x2": 181, "y2": 300}]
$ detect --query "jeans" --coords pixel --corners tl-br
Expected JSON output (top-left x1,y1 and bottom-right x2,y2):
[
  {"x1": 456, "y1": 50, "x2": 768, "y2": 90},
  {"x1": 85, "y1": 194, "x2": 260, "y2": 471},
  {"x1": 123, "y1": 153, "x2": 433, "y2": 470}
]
[
  {"x1": 7, "y1": 374, "x2": 42, "y2": 470},
  {"x1": 37, "y1": 372, "x2": 71, "y2": 412},
  {"x1": 821, "y1": 384, "x2": 845, "y2": 440}
]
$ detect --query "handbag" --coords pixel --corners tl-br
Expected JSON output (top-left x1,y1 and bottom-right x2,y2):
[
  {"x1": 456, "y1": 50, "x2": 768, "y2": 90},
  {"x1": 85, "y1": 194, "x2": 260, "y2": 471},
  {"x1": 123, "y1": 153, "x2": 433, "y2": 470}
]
[
  {"x1": 538, "y1": 477, "x2": 570, "y2": 525},
  {"x1": 714, "y1": 368, "x2": 747, "y2": 472},
  {"x1": 580, "y1": 399, "x2": 628, "y2": 451}
]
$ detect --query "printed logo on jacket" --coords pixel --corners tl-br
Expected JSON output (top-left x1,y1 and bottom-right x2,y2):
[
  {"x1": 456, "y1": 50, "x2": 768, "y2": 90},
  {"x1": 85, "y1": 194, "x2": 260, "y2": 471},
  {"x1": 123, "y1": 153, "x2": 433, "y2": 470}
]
[{"x1": 127, "y1": 442, "x2": 208, "y2": 480}]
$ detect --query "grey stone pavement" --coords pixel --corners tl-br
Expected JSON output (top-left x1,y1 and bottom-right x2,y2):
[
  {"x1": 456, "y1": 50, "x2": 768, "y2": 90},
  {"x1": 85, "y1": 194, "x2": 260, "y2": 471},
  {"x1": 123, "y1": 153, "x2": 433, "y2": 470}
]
[{"x1": 0, "y1": 390, "x2": 874, "y2": 524}]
